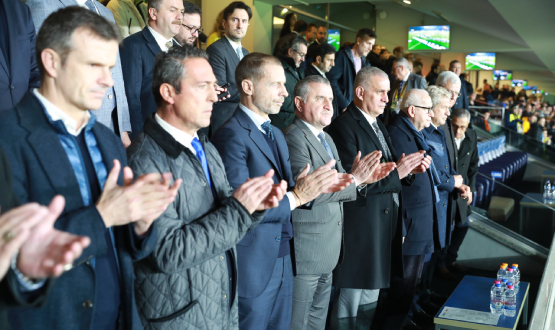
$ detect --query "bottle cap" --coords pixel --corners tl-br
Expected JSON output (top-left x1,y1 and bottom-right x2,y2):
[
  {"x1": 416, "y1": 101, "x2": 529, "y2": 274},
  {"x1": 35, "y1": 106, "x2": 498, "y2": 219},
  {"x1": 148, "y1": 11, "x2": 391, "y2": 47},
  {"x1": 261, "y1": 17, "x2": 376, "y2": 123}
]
[
  {"x1": 512, "y1": 264, "x2": 519, "y2": 268},
  {"x1": 508, "y1": 285, "x2": 514, "y2": 289},
  {"x1": 508, "y1": 268, "x2": 514, "y2": 272},
  {"x1": 494, "y1": 280, "x2": 501, "y2": 284},
  {"x1": 502, "y1": 279, "x2": 508, "y2": 282},
  {"x1": 507, "y1": 282, "x2": 513, "y2": 286},
  {"x1": 501, "y1": 263, "x2": 508, "y2": 268},
  {"x1": 495, "y1": 284, "x2": 502, "y2": 287}
]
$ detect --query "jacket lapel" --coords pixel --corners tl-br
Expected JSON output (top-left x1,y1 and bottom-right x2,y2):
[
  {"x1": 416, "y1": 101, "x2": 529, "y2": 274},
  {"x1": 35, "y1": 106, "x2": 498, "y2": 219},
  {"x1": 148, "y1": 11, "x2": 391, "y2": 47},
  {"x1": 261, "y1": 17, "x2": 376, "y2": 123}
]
[
  {"x1": 3, "y1": 0, "x2": 20, "y2": 78},
  {"x1": 234, "y1": 108, "x2": 282, "y2": 179},
  {"x1": 0, "y1": 43, "x2": 7, "y2": 77},
  {"x1": 349, "y1": 104, "x2": 384, "y2": 155},
  {"x1": 92, "y1": 125, "x2": 124, "y2": 186},
  {"x1": 221, "y1": 36, "x2": 240, "y2": 68},
  {"x1": 294, "y1": 118, "x2": 332, "y2": 164},
  {"x1": 142, "y1": 28, "x2": 162, "y2": 57}
]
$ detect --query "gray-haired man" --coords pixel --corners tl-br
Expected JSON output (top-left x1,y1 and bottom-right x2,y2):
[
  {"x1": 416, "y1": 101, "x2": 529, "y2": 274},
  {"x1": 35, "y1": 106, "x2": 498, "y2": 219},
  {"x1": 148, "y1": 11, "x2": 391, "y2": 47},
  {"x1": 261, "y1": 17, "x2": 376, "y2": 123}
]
[{"x1": 283, "y1": 75, "x2": 393, "y2": 330}]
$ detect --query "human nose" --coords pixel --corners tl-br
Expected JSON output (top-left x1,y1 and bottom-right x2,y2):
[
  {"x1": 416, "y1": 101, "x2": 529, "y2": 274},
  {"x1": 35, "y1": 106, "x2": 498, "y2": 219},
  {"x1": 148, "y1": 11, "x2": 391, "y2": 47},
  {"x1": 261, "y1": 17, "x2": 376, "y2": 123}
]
[{"x1": 100, "y1": 67, "x2": 114, "y2": 88}]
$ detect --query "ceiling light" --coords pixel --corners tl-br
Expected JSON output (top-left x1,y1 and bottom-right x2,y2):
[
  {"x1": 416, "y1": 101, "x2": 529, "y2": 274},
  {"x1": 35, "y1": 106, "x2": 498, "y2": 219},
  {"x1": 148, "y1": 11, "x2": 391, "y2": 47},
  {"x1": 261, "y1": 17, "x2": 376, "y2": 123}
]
[
  {"x1": 403, "y1": 0, "x2": 411, "y2": 4},
  {"x1": 281, "y1": 8, "x2": 288, "y2": 15}
]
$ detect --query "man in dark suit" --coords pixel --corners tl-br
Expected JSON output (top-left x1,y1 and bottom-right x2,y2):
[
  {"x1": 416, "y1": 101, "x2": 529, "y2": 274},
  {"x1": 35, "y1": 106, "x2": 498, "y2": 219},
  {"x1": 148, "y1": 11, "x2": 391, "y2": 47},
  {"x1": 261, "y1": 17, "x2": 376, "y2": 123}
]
[
  {"x1": 120, "y1": 0, "x2": 185, "y2": 139},
  {"x1": 327, "y1": 67, "x2": 429, "y2": 329},
  {"x1": 284, "y1": 75, "x2": 392, "y2": 330},
  {"x1": 206, "y1": 1, "x2": 252, "y2": 136},
  {"x1": 305, "y1": 43, "x2": 340, "y2": 121},
  {"x1": 449, "y1": 60, "x2": 469, "y2": 110},
  {"x1": 0, "y1": 8, "x2": 179, "y2": 329},
  {"x1": 385, "y1": 89, "x2": 436, "y2": 329},
  {"x1": 0, "y1": 0, "x2": 40, "y2": 112},
  {"x1": 384, "y1": 57, "x2": 427, "y2": 126},
  {"x1": 367, "y1": 44, "x2": 384, "y2": 70},
  {"x1": 270, "y1": 35, "x2": 307, "y2": 130},
  {"x1": 326, "y1": 28, "x2": 374, "y2": 112},
  {"x1": 211, "y1": 53, "x2": 352, "y2": 330},
  {"x1": 438, "y1": 109, "x2": 478, "y2": 279}
]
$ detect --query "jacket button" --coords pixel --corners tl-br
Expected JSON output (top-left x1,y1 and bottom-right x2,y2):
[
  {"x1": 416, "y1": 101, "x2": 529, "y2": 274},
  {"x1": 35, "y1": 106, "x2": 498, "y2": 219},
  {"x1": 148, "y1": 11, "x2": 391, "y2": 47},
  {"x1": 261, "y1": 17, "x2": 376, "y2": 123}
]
[
  {"x1": 445, "y1": 165, "x2": 448, "y2": 169},
  {"x1": 10, "y1": 85, "x2": 14, "y2": 90},
  {"x1": 83, "y1": 300, "x2": 93, "y2": 309},
  {"x1": 223, "y1": 294, "x2": 227, "y2": 299},
  {"x1": 338, "y1": 221, "x2": 342, "y2": 226},
  {"x1": 202, "y1": 182, "x2": 206, "y2": 186},
  {"x1": 220, "y1": 256, "x2": 224, "y2": 260},
  {"x1": 384, "y1": 208, "x2": 389, "y2": 214},
  {"x1": 275, "y1": 236, "x2": 281, "y2": 242},
  {"x1": 108, "y1": 95, "x2": 113, "y2": 99},
  {"x1": 85, "y1": 261, "x2": 91, "y2": 265},
  {"x1": 443, "y1": 203, "x2": 446, "y2": 207}
]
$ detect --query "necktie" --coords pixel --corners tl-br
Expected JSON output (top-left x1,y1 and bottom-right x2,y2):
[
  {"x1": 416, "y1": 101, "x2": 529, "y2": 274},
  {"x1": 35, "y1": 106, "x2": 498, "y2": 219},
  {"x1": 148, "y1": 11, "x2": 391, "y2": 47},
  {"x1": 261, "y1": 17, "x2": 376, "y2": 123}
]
[
  {"x1": 165, "y1": 41, "x2": 174, "y2": 50},
  {"x1": 318, "y1": 132, "x2": 336, "y2": 163},
  {"x1": 370, "y1": 121, "x2": 399, "y2": 206},
  {"x1": 84, "y1": 0, "x2": 96, "y2": 12},
  {"x1": 236, "y1": 47, "x2": 243, "y2": 60},
  {"x1": 191, "y1": 137, "x2": 211, "y2": 187},
  {"x1": 261, "y1": 121, "x2": 274, "y2": 141}
]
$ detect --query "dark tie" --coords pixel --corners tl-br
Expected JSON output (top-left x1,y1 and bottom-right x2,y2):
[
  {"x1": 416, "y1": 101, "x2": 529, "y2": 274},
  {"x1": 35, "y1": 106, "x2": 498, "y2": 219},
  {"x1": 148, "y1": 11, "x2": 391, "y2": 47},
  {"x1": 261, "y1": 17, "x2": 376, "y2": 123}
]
[
  {"x1": 318, "y1": 132, "x2": 335, "y2": 161},
  {"x1": 398, "y1": 80, "x2": 404, "y2": 94},
  {"x1": 84, "y1": 0, "x2": 96, "y2": 12},
  {"x1": 236, "y1": 47, "x2": 243, "y2": 60},
  {"x1": 191, "y1": 137, "x2": 211, "y2": 187},
  {"x1": 370, "y1": 121, "x2": 399, "y2": 206},
  {"x1": 261, "y1": 121, "x2": 274, "y2": 141}
]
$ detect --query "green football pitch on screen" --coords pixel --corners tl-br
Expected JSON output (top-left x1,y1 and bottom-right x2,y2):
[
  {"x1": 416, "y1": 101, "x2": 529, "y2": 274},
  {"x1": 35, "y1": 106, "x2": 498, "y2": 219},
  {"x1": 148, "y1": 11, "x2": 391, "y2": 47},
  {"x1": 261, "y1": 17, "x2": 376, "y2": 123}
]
[
  {"x1": 408, "y1": 26, "x2": 450, "y2": 50},
  {"x1": 465, "y1": 53, "x2": 496, "y2": 70}
]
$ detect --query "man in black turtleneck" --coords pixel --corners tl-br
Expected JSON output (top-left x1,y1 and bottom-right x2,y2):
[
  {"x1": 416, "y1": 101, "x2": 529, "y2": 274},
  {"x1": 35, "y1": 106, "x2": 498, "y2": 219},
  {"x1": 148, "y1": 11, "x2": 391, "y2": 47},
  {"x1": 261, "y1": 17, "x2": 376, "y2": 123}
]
[{"x1": 270, "y1": 35, "x2": 307, "y2": 130}]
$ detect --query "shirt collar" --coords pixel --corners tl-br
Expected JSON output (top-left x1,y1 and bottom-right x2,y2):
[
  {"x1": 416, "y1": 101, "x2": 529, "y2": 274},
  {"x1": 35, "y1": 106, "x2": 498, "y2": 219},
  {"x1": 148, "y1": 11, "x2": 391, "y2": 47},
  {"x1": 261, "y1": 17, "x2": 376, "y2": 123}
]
[
  {"x1": 312, "y1": 63, "x2": 327, "y2": 78},
  {"x1": 148, "y1": 26, "x2": 174, "y2": 52},
  {"x1": 239, "y1": 103, "x2": 269, "y2": 131},
  {"x1": 33, "y1": 89, "x2": 91, "y2": 136},
  {"x1": 154, "y1": 113, "x2": 198, "y2": 154},
  {"x1": 402, "y1": 71, "x2": 410, "y2": 82},
  {"x1": 355, "y1": 105, "x2": 376, "y2": 126},
  {"x1": 224, "y1": 34, "x2": 242, "y2": 51},
  {"x1": 300, "y1": 119, "x2": 322, "y2": 138}
]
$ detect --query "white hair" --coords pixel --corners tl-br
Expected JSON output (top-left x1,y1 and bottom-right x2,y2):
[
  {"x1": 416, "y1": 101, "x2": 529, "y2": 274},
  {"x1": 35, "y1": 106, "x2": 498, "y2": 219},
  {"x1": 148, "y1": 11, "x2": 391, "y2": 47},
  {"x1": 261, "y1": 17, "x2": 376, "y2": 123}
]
[
  {"x1": 394, "y1": 57, "x2": 410, "y2": 70},
  {"x1": 400, "y1": 89, "x2": 426, "y2": 110},
  {"x1": 436, "y1": 70, "x2": 461, "y2": 87},
  {"x1": 426, "y1": 85, "x2": 451, "y2": 109}
]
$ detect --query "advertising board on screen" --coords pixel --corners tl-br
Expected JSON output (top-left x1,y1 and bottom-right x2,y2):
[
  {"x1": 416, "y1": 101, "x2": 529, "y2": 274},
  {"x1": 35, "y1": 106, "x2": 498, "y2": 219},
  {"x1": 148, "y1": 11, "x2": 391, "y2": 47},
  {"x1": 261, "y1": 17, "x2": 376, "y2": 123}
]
[
  {"x1": 465, "y1": 53, "x2": 495, "y2": 70},
  {"x1": 328, "y1": 29, "x2": 340, "y2": 51},
  {"x1": 408, "y1": 25, "x2": 450, "y2": 50}
]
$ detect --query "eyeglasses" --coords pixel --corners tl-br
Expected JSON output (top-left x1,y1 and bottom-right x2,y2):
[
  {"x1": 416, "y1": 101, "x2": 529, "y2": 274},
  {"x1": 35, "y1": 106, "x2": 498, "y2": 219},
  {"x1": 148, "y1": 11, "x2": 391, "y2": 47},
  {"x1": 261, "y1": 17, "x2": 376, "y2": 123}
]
[
  {"x1": 449, "y1": 90, "x2": 462, "y2": 98},
  {"x1": 182, "y1": 24, "x2": 203, "y2": 34},
  {"x1": 293, "y1": 49, "x2": 306, "y2": 58},
  {"x1": 413, "y1": 105, "x2": 433, "y2": 114}
]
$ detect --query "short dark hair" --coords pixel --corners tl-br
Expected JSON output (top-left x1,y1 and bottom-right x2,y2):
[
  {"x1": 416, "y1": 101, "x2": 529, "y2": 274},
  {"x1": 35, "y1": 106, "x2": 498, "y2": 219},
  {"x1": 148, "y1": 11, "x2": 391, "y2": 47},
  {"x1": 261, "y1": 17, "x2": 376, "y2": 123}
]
[
  {"x1": 183, "y1": 1, "x2": 201, "y2": 15},
  {"x1": 314, "y1": 43, "x2": 336, "y2": 61},
  {"x1": 449, "y1": 60, "x2": 460, "y2": 68},
  {"x1": 293, "y1": 20, "x2": 308, "y2": 34},
  {"x1": 223, "y1": 1, "x2": 252, "y2": 21},
  {"x1": 356, "y1": 28, "x2": 376, "y2": 41},
  {"x1": 372, "y1": 44, "x2": 380, "y2": 50},
  {"x1": 152, "y1": 45, "x2": 208, "y2": 107},
  {"x1": 36, "y1": 6, "x2": 121, "y2": 78},
  {"x1": 294, "y1": 75, "x2": 330, "y2": 104},
  {"x1": 277, "y1": 35, "x2": 307, "y2": 57},
  {"x1": 307, "y1": 23, "x2": 317, "y2": 31},
  {"x1": 235, "y1": 53, "x2": 281, "y2": 94},
  {"x1": 413, "y1": 60, "x2": 423, "y2": 68}
]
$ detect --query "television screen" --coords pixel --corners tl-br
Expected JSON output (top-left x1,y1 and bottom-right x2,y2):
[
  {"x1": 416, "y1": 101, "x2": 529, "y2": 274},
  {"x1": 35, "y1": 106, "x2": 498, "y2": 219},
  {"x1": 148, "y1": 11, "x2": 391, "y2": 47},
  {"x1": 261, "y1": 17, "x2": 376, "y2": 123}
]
[
  {"x1": 523, "y1": 86, "x2": 537, "y2": 90},
  {"x1": 511, "y1": 79, "x2": 527, "y2": 87},
  {"x1": 328, "y1": 29, "x2": 340, "y2": 51},
  {"x1": 493, "y1": 70, "x2": 512, "y2": 80},
  {"x1": 408, "y1": 25, "x2": 450, "y2": 50},
  {"x1": 465, "y1": 53, "x2": 496, "y2": 70}
]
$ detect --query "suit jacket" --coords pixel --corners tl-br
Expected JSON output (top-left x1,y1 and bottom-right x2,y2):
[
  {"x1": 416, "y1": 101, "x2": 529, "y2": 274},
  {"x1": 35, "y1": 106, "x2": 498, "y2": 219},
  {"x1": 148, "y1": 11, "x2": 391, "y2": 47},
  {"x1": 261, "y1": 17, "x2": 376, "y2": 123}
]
[
  {"x1": 283, "y1": 118, "x2": 357, "y2": 275},
  {"x1": 269, "y1": 56, "x2": 305, "y2": 130},
  {"x1": 206, "y1": 36, "x2": 249, "y2": 135},
  {"x1": 387, "y1": 115, "x2": 434, "y2": 256},
  {"x1": 0, "y1": 0, "x2": 40, "y2": 111},
  {"x1": 27, "y1": 0, "x2": 132, "y2": 135},
  {"x1": 366, "y1": 51, "x2": 384, "y2": 71},
  {"x1": 327, "y1": 102, "x2": 405, "y2": 290},
  {"x1": 0, "y1": 92, "x2": 156, "y2": 330},
  {"x1": 326, "y1": 45, "x2": 371, "y2": 111},
  {"x1": 452, "y1": 126, "x2": 479, "y2": 224},
  {"x1": 211, "y1": 107, "x2": 295, "y2": 299},
  {"x1": 383, "y1": 73, "x2": 427, "y2": 126},
  {"x1": 454, "y1": 77, "x2": 469, "y2": 110},
  {"x1": 304, "y1": 65, "x2": 340, "y2": 122}
]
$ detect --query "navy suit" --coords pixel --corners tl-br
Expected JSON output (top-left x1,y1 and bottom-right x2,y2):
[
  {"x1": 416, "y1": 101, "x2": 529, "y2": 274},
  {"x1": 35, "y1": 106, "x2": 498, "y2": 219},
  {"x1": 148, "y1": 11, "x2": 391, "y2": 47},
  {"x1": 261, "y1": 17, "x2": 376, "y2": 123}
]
[
  {"x1": 211, "y1": 107, "x2": 296, "y2": 330},
  {"x1": 0, "y1": 0, "x2": 40, "y2": 111},
  {"x1": 0, "y1": 92, "x2": 156, "y2": 330},
  {"x1": 454, "y1": 78, "x2": 469, "y2": 110}
]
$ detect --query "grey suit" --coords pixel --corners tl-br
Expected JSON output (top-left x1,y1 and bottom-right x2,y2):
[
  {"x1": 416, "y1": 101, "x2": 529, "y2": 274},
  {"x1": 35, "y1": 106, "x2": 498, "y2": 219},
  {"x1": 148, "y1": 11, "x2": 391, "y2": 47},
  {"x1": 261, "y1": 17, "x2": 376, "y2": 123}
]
[
  {"x1": 283, "y1": 117, "x2": 357, "y2": 330},
  {"x1": 206, "y1": 36, "x2": 249, "y2": 135},
  {"x1": 26, "y1": 0, "x2": 132, "y2": 135},
  {"x1": 383, "y1": 72, "x2": 427, "y2": 126}
]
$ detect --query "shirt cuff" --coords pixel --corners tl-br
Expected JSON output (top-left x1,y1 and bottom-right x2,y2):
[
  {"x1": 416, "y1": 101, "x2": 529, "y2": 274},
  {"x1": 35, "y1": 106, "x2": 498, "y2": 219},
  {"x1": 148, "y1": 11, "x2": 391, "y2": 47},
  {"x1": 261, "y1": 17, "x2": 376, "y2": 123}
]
[
  {"x1": 286, "y1": 192, "x2": 297, "y2": 211},
  {"x1": 352, "y1": 174, "x2": 367, "y2": 190},
  {"x1": 11, "y1": 253, "x2": 47, "y2": 292}
]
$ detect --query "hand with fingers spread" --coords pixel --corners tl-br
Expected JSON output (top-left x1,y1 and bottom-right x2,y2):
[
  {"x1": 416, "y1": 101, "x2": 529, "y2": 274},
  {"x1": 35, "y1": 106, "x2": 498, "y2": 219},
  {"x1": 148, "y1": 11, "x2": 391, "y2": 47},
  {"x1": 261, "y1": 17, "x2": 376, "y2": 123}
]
[
  {"x1": 96, "y1": 160, "x2": 182, "y2": 236},
  {"x1": 366, "y1": 162, "x2": 397, "y2": 184},
  {"x1": 254, "y1": 170, "x2": 288, "y2": 211},
  {"x1": 15, "y1": 196, "x2": 91, "y2": 279},
  {"x1": 410, "y1": 152, "x2": 432, "y2": 174},
  {"x1": 215, "y1": 85, "x2": 230, "y2": 101},
  {"x1": 292, "y1": 160, "x2": 343, "y2": 206},
  {"x1": 351, "y1": 151, "x2": 382, "y2": 185},
  {"x1": 233, "y1": 174, "x2": 275, "y2": 214},
  {"x1": 396, "y1": 151, "x2": 427, "y2": 179}
]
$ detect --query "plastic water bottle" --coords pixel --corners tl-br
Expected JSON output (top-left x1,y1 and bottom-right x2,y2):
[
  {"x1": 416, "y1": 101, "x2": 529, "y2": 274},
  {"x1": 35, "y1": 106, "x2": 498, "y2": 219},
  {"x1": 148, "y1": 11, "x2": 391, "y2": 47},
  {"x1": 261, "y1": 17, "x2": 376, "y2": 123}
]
[
  {"x1": 545, "y1": 181, "x2": 551, "y2": 203},
  {"x1": 490, "y1": 283, "x2": 505, "y2": 315},
  {"x1": 505, "y1": 268, "x2": 515, "y2": 286},
  {"x1": 504, "y1": 285, "x2": 516, "y2": 316},
  {"x1": 491, "y1": 280, "x2": 501, "y2": 295},
  {"x1": 497, "y1": 264, "x2": 508, "y2": 281},
  {"x1": 501, "y1": 279, "x2": 508, "y2": 290},
  {"x1": 512, "y1": 264, "x2": 520, "y2": 293},
  {"x1": 550, "y1": 186, "x2": 555, "y2": 204}
]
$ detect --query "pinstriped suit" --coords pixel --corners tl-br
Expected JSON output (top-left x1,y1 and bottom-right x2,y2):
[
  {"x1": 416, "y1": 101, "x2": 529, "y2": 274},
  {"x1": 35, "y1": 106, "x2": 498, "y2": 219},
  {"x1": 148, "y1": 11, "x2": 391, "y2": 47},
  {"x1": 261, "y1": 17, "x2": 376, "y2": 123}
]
[
  {"x1": 26, "y1": 0, "x2": 132, "y2": 135},
  {"x1": 283, "y1": 117, "x2": 357, "y2": 330}
]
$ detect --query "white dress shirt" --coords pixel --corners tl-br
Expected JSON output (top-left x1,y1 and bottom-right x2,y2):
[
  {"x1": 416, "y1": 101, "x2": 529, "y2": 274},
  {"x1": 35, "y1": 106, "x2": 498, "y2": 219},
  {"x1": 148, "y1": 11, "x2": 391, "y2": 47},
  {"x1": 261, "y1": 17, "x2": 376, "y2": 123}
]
[
  {"x1": 455, "y1": 135, "x2": 465, "y2": 150},
  {"x1": 311, "y1": 64, "x2": 327, "y2": 78},
  {"x1": 148, "y1": 26, "x2": 174, "y2": 52},
  {"x1": 402, "y1": 70, "x2": 410, "y2": 82},
  {"x1": 224, "y1": 35, "x2": 243, "y2": 53},
  {"x1": 356, "y1": 105, "x2": 379, "y2": 136},
  {"x1": 33, "y1": 89, "x2": 91, "y2": 136},
  {"x1": 75, "y1": 0, "x2": 99, "y2": 14},
  {"x1": 155, "y1": 114, "x2": 198, "y2": 155},
  {"x1": 240, "y1": 104, "x2": 297, "y2": 211}
]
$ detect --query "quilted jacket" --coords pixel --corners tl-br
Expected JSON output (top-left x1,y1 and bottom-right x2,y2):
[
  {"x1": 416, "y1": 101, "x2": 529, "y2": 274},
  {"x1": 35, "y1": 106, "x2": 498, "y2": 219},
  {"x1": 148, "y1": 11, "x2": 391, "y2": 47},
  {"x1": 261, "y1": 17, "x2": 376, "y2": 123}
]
[{"x1": 127, "y1": 116, "x2": 264, "y2": 330}]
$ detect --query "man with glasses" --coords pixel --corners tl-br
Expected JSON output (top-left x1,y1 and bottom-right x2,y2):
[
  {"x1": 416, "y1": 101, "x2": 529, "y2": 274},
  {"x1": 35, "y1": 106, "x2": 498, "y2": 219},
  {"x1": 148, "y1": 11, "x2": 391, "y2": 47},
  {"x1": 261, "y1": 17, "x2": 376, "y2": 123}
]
[
  {"x1": 206, "y1": 1, "x2": 252, "y2": 136},
  {"x1": 385, "y1": 89, "x2": 436, "y2": 329},
  {"x1": 270, "y1": 35, "x2": 308, "y2": 129},
  {"x1": 175, "y1": 1, "x2": 202, "y2": 46},
  {"x1": 383, "y1": 57, "x2": 427, "y2": 126}
]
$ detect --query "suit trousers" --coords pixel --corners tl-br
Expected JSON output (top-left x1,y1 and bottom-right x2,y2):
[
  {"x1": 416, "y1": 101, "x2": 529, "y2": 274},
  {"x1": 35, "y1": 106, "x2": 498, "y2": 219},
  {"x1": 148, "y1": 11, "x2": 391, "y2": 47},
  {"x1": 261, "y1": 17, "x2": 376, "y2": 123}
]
[
  {"x1": 445, "y1": 219, "x2": 470, "y2": 265},
  {"x1": 330, "y1": 288, "x2": 380, "y2": 330},
  {"x1": 290, "y1": 272, "x2": 333, "y2": 330},
  {"x1": 239, "y1": 254, "x2": 293, "y2": 330}
]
